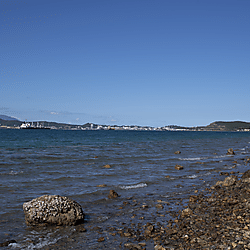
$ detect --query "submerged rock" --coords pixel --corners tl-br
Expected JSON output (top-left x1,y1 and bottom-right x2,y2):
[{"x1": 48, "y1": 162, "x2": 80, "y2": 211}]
[{"x1": 23, "y1": 195, "x2": 85, "y2": 226}]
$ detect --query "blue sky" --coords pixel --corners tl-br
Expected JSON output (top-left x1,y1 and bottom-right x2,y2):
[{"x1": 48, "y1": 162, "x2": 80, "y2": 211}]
[{"x1": 1, "y1": 0, "x2": 249, "y2": 127}]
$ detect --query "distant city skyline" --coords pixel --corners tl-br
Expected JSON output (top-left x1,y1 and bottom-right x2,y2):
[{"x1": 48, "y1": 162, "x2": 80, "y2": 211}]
[{"x1": 1, "y1": 0, "x2": 250, "y2": 127}]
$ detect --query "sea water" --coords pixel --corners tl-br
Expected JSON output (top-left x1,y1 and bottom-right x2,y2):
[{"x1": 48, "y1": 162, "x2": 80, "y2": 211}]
[{"x1": 1, "y1": 130, "x2": 250, "y2": 249}]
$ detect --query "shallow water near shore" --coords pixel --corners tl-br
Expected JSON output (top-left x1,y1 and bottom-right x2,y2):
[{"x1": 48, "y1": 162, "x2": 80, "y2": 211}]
[{"x1": 1, "y1": 130, "x2": 250, "y2": 249}]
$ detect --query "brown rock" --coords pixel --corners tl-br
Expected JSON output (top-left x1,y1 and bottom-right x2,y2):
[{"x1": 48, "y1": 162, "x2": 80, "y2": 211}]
[
  {"x1": 156, "y1": 204, "x2": 164, "y2": 209},
  {"x1": 175, "y1": 164, "x2": 184, "y2": 170},
  {"x1": 103, "y1": 164, "x2": 111, "y2": 168},
  {"x1": 124, "y1": 243, "x2": 142, "y2": 249},
  {"x1": 96, "y1": 184, "x2": 107, "y2": 187},
  {"x1": 76, "y1": 225, "x2": 87, "y2": 232},
  {"x1": 182, "y1": 208, "x2": 193, "y2": 217},
  {"x1": 155, "y1": 245, "x2": 166, "y2": 250},
  {"x1": 242, "y1": 170, "x2": 250, "y2": 179},
  {"x1": 174, "y1": 151, "x2": 181, "y2": 154},
  {"x1": 97, "y1": 237, "x2": 105, "y2": 242},
  {"x1": 108, "y1": 190, "x2": 119, "y2": 199},
  {"x1": 226, "y1": 148, "x2": 235, "y2": 155},
  {"x1": 222, "y1": 176, "x2": 237, "y2": 187}
]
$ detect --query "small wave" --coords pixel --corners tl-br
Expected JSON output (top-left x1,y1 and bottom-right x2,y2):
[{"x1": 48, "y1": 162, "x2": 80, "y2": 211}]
[
  {"x1": 120, "y1": 183, "x2": 147, "y2": 190},
  {"x1": 180, "y1": 157, "x2": 204, "y2": 161},
  {"x1": 212, "y1": 155, "x2": 227, "y2": 159},
  {"x1": 180, "y1": 155, "x2": 228, "y2": 161},
  {"x1": 9, "y1": 235, "x2": 61, "y2": 249},
  {"x1": 1, "y1": 170, "x2": 24, "y2": 175},
  {"x1": 187, "y1": 175, "x2": 197, "y2": 179},
  {"x1": 204, "y1": 172, "x2": 212, "y2": 176}
]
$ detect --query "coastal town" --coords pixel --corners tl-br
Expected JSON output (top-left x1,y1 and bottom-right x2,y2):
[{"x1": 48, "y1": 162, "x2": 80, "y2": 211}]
[{"x1": 0, "y1": 115, "x2": 250, "y2": 132}]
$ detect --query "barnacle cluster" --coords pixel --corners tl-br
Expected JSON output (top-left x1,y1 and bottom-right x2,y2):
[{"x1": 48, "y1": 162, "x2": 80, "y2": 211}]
[{"x1": 23, "y1": 195, "x2": 84, "y2": 225}]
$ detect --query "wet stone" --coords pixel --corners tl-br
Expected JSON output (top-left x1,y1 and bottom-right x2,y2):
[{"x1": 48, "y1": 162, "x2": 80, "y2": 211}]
[
  {"x1": 97, "y1": 237, "x2": 105, "y2": 242},
  {"x1": 108, "y1": 190, "x2": 119, "y2": 199},
  {"x1": 23, "y1": 195, "x2": 85, "y2": 226},
  {"x1": 103, "y1": 164, "x2": 112, "y2": 168},
  {"x1": 124, "y1": 242, "x2": 143, "y2": 249},
  {"x1": 175, "y1": 165, "x2": 184, "y2": 170},
  {"x1": 227, "y1": 148, "x2": 235, "y2": 155}
]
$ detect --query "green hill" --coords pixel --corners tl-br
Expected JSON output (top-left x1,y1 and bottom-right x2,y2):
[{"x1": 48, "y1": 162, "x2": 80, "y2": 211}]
[{"x1": 205, "y1": 121, "x2": 250, "y2": 131}]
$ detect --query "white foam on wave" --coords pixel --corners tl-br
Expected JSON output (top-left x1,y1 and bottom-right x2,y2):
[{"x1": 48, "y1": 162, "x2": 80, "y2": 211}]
[
  {"x1": 9, "y1": 233, "x2": 62, "y2": 249},
  {"x1": 212, "y1": 155, "x2": 227, "y2": 159},
  {"x1": 1, "y1": 170, "x2": 24, "y2": 175},
  {"x1": 180, "y1": 157, "x2": 204, "y2": 161},
  {"x1": 120, "y1": 183, "x2": 147, "y2": 190},
  {"x1": 204, "y1": 172, "x2": 212, "y2": 176},
  {"x1": 187, "y1": 175, "x2": 198, "y2": 179},
  {"x1": 180, "y1": 154, "x2": 228, "y2": 161}
]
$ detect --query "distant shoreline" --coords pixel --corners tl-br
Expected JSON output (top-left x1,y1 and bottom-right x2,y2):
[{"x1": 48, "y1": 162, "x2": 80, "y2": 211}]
[{"x1": 1, "y1": 117, "x2": 250, "y2": 132}]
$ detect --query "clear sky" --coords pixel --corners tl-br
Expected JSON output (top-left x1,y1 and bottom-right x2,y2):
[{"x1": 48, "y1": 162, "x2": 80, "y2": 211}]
[{"x1": 1, "y1": 0, "x2": 249, "y2": 127}]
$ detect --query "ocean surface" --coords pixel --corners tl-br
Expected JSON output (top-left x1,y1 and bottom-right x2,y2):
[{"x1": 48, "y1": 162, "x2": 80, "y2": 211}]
[{"x1": 1, "y1": 129, "x2": 250, "y2": 249}]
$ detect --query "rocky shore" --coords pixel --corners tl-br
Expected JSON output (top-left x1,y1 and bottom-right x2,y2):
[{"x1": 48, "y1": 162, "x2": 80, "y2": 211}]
[
  {"x1": 44, "y1": 164, "x2": 250, "y2": 250},
  {"x1": 104, "y1": 167, "x2": 250, "y2": 249},
  {"x1": 2, "y1": 157, "x2": 250, "y2": 249}
]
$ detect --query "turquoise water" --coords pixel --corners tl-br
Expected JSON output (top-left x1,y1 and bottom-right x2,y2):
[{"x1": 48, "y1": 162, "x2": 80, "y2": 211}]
[{"x1": 1, "y1": 130, "x2": 250, "y2": 249}]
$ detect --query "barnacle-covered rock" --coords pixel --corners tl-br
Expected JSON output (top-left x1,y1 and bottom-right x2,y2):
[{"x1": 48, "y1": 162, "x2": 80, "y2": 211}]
[{"x1": 23, "y1": 195, "x2": 85, "y2": 226}]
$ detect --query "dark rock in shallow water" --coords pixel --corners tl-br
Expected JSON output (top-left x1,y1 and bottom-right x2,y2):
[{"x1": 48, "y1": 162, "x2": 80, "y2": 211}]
[
  {"x1": 23, "y1": 195, "x2": 85, "y2": 226},
  {"x1": 175, "y1": 164, "x2": 183, "y2": 170},
  {"x1": 108, "y1": 190, "x2": 119, "y2": 199},
  {"x1": 174, "y1": 151, "x2": 181, "y2": 154},
  {"x1": 103, "y1": 164, "x2": 111, "y2": 168},
  {"x1": 226, "y1": 148, "x2": 235, "y2": 155},
  {"x1": 241, "y1": 170, "x2": 250, "y2": 179}
]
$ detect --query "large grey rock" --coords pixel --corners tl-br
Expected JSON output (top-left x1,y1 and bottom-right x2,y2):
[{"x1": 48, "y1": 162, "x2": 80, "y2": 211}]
[{"x1": 23, "y1": 195, "x2": 85, "y2": 226}]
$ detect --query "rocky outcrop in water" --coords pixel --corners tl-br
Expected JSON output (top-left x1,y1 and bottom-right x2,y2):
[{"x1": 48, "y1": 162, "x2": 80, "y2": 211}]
[
  {"x1": 108, "y1": 190, "x2": 119, "y2": 199},
  {"x1": 174, "y1": 151, "x2": 181, "y2": 154},
  {"x1": 175, "y1": 164, "x2": 183, "y2": 170},
  {"x1": 227, "y1": 148, "x2": 235, "y2": 155},
  {"x1": 102, "y1": 168, "x2": 250, "y2": 249},
  {"x1": 23, "y1": 195, "x2": 85, "y2": 226}
]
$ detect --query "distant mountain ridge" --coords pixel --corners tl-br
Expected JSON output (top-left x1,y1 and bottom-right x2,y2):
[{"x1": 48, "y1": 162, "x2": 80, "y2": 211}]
[{"x1": 0, "y1": 115, "x2": 19, "y2": 121}]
